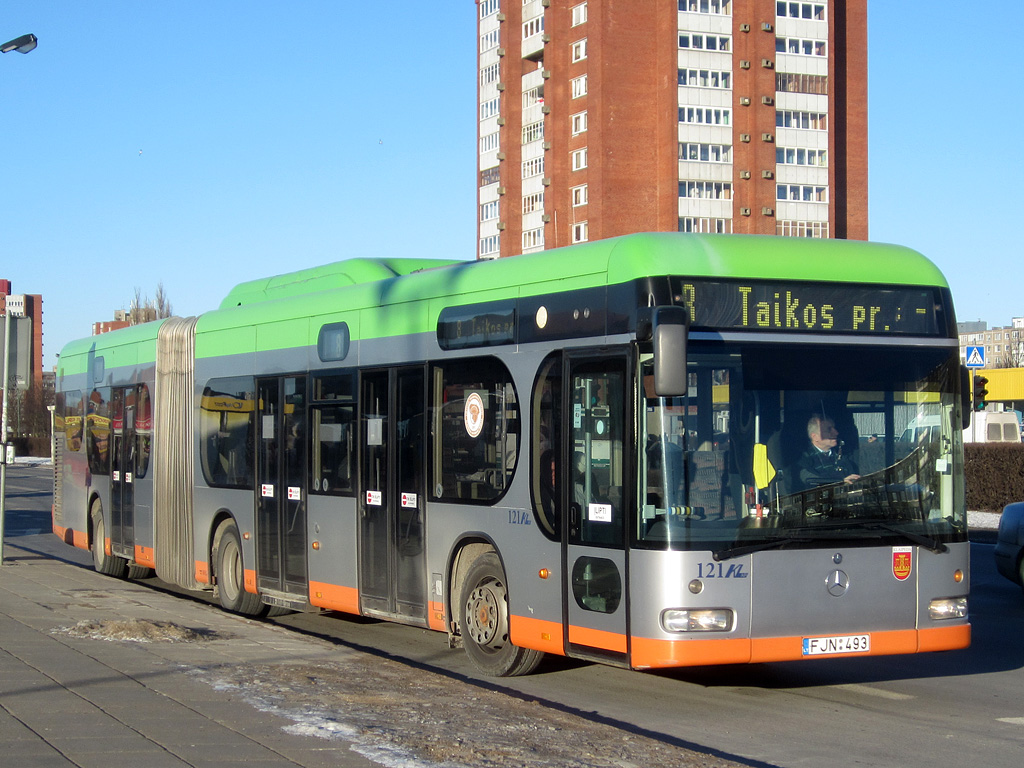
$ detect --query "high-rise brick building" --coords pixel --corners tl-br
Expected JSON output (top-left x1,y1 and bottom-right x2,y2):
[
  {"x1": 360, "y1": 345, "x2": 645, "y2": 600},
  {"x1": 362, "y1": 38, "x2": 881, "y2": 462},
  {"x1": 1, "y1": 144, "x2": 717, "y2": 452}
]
[
  {"x1": 476, "y1": 0, "x2": 867, "y2": 259},
  {"x1": 0, "y1": 279, "x2": 44, "y2": 390}
]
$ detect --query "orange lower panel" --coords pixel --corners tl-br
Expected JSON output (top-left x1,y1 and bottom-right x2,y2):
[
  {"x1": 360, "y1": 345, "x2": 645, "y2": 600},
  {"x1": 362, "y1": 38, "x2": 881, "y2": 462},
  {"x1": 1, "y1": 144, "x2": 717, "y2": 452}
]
[
  {"x1": 244, "y1": 569, "x2": 257, "y2": 595},
  {"x1": 309, "y1": 581, "x2": 359, "y2": 615},
  {"x1": 134, "y1": 545, "x2": 156, "y2": 569},
  {"x1": 52, "y1": 523, "x2": 88, "y2": 551},
  {"x1": 510, "y1": 615, "x2": 566, "y2": 656},
  {"x1": 195, "y1": 561, "x2": 210, "y2": 584},
  {"x1": 73, "y1": 529, "x2": 88, "y2": 550},
  {"x1": 631, "y1": 624, "x2": 972, "y2": 670},
  {"x1": 567, "y1": 624, "x2": 627, "y2": 655},
  {"x1": 428, "y1": 600, "x2": 447, "y2": 632}
]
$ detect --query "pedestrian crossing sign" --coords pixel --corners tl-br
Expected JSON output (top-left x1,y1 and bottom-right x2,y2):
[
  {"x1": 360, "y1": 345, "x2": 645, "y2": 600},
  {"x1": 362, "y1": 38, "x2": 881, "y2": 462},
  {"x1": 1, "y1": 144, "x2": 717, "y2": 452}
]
[{"x1": 965, "y1": 345, "x2": 986, "y2": 368}]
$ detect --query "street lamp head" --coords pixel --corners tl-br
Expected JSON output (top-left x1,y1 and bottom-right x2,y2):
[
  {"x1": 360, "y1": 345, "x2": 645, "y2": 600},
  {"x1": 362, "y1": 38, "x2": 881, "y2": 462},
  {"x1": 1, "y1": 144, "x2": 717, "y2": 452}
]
[{"x1": 1, "y1": 34, "x2": 38, "y2": 54}]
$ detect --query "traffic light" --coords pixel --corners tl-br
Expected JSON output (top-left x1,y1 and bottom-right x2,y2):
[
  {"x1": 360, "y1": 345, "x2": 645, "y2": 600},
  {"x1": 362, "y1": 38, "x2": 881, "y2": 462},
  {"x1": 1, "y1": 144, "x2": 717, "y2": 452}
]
[{"x1": 973, "y1": 375, "x2": 989, "y2": 411}]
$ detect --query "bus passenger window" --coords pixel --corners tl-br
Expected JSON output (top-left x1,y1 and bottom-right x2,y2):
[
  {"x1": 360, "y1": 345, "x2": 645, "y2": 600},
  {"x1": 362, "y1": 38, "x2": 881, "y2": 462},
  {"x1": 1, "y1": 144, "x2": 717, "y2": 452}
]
[
  {"x1": 87, "y1": 387, "x2": 111, "y2": 475},
  {"x1": 531, "y1": 353, "x2": 562, "y2": 540},
  {"x1": 431, "y1": 357, "x2": 519, "y2": 503},
  {"x1": 311, "y1": 372, "x2": 356, "y2": 495},
  {"x1": 136, "y1": 385, "x2": 152, "y2": 478},
  {"x1": 199, "y1": 377, "x2": 256, "y2": 489},
  {"x1": 62, "y1": 390, "x2": 83, "y2": 452}
]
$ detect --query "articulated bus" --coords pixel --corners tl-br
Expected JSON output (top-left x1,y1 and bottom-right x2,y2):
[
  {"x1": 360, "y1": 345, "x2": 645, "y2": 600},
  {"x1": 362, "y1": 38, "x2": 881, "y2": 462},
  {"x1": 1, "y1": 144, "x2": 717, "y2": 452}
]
[{"x1": 53, "y1": 233, "x2": 970, "y2": 676}]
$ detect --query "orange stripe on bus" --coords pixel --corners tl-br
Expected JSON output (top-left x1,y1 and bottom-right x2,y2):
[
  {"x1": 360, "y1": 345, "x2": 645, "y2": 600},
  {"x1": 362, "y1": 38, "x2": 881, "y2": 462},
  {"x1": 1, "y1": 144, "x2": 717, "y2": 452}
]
[
  {"x1": 309, "y1": 581, "x2": 359, "y2": 615},
  {"x1": 104, "y1": 537, "x2": 113, "y2": 557},
  {"x1": 567, "y1": 624, "x2": 627, "y2": 654},
  {"x1": 134, "y1": 545, "x2": 156, "y2": 569},
  {"x1": 195, "y1": 561, "x2": 210, "y2": 584},
  {"x1": 73, "y1": 529, "x2": 88, "y2": 550},
  {"x1": 244, "y1": 569, "x2": 257, "y2": 594},
  {"x1": 510, "y1": 615, "x2": 566, "y2": 656},
  {"x1": 631, "y1": 625, "x2": 972, "y2": 669},
  {"x1": 428, "y1": 601, "x2": 447, "y2": 632}
]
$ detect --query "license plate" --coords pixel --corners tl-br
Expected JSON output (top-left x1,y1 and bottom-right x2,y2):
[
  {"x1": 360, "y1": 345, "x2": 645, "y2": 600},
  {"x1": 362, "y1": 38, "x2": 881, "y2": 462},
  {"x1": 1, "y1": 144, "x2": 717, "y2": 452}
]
[{"x1": 802, "y1": 634, "x2": 870, "y2": 656}]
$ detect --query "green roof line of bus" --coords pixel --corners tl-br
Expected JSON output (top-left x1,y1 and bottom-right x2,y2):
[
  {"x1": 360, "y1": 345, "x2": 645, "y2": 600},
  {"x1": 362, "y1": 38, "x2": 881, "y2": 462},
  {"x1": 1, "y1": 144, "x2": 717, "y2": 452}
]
[
  {"x1": 58, "y1": 233, "x2": 949, "y2": 375},
  {"x1": 217, "y1": 257, "x2": 463, "y2": 309}
]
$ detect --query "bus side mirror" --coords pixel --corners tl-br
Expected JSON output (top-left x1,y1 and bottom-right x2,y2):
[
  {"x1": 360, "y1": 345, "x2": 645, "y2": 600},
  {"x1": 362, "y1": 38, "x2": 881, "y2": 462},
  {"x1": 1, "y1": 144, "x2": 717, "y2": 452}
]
[
  {"x1": 650, "y1": 306, "x2": 688, "y2": 397},
  {"x1": 960, "y1": 365, "x2": 971, "y2": 430}
]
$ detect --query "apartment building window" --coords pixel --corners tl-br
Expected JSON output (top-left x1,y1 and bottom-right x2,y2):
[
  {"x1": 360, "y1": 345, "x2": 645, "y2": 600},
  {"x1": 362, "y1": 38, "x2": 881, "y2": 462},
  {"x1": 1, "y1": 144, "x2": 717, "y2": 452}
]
[
  {"x1": 572, "y1": 2, "x2": 588, "y2": 26},
  {"x1": 777, "y1": 184, "x2": 827, "y2": 202},
  {"x1": 679, "y1": 106, "x2": 731, "y2": 126},
  {"x1": 678, "y1": 69, "x2": 731, "y2": 89},
  {"x1": 523, "y1": 192, "x2": 544, "y2": 214},
  {"x1": 679, "y1": 181, "x2": 732, "y2": 200},
  {"x1": 481, "y1": 29, "x2": 499, "y2": 52},
  {"x1": 776, "y1": 147, "x2": 827, "y2": 167},
  {"x1": 522, "y1": 157, "x2": 545, "y2": 178},
  {"x1": 777, "y1": 220, "x2": 828, "y2": 238},
  {"x1": 572, "y1": 75, "x2": 588, "y2": 99},
  {"x1": 571, "y1": 111, "x2": 588, "y2": 135},
  {"x1": 572, "y1": 184, "x2": 588, "y2": 207},
  {"x1": 480, "y1": 0, "x2": 500, "y2": 18},
  {"x1": 480, "y1": 235, "x2": 500, "y2": 257},
  {"x1": 776, "y1": 37, "x2": 827, "y2": 57},
  {"x1": 679, "y1": 217, "x2": 731, "y2": 233},
  {"x1": 523, "y1": 16, "x2": 544, "y2": 40},
  {"x1": 572, "y1": 147, "x2": 588, "y2": 171},
  {"x1": 522, "y1": 121, "x2": 545, "y2": 144},
  {"x1": 481, "y1": 131, "x2": 500, "y2": 154},
  {"x1": 572, "y1": 38, "x2": 588, "y2": 62},
  {"x1": 777, "y1": 2, "x2": 825, "y2": 21},
  {"x1": 776, "y1": 72, "x2": 828, "y2": 95},
  {"x1": 481, "y1": 97, "x2": 500, "y2": 120},
  {"x1": 480, "y1": 63, "x2": 500, "y2": 87},
  {"x1": 481, "y1": 200, "x2": 499, "y2": 222},
  {"x1": 679, "y1": 0, "x2": 732, "y2": 13},
  {"x1": 776, "y1": 110, "x2": 827, "y2": 130},
  {"x1": 523, "y1": 227, "x2": 544, "y2": 250},
  {"x1": 523, "y1": 87, "x2": 544, "y2": 109},
  {"x1": 679, "y1": 34, "x2": 731, "y2": 51},
  {"x1": 480, "y1": 166, "x2": 501, "y2": 186},
  {"x1": 572, "y1": 221, "x2": 589, "y2": 243},
  {"x1": 678, "y1": 142, "x2": 732, "y2": 163}
]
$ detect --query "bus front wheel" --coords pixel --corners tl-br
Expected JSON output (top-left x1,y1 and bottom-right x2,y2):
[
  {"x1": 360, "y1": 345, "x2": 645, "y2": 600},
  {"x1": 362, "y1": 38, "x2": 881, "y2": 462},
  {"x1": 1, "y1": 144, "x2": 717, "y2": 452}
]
[
  {"x1": 460, "y1": 552, "x2": 543, "y2": 677},
  {"x1": 213, "y1": 520, "x2": 265, "y2": 616}
]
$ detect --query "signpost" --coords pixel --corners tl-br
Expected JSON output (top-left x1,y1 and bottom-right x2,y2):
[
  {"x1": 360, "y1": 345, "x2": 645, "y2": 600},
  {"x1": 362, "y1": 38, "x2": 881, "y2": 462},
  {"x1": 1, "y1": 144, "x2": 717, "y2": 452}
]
[{"x1": 964, "y1": 345, "x2": 986, "y2": 443}]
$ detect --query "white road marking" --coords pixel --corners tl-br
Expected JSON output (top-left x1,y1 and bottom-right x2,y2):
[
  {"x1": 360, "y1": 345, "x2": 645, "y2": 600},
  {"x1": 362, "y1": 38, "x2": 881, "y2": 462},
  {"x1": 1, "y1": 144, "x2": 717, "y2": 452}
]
[
  {"x1": 833, "y1": 683, "x2": 915, "y2": 700},
  {"x1": 996, "y1": 717, "x2": 1024, "y2": 726}
]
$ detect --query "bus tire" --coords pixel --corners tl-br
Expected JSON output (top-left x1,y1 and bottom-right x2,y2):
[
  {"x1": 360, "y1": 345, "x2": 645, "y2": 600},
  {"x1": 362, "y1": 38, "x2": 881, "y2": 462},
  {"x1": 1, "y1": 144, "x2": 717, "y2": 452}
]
[
  {"x1": 90, "y1": 500, "x2": 127, "y2": 578},
  {"x1": 126, "y1": 564, "x2": 154, "y2": 580},
  {"x1": 213, "y1": 520, "x2": 265, "y2": 616},
  {"x1": 460, "y1": 552, "x2": 543, "y2": 677}
]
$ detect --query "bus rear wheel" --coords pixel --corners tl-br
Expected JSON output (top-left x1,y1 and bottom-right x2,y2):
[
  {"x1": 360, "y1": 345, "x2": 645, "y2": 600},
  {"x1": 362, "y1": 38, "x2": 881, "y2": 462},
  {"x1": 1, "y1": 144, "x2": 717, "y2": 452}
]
[
  {"x1": 460, "y1": 552, "x2": 543, "y2": 677},
  {"x1": 213, "y1": 520, "x2": 265, "y2": 616},
  {"x1": 90, "y1": 501, "x2": 127, "y2": 578}
]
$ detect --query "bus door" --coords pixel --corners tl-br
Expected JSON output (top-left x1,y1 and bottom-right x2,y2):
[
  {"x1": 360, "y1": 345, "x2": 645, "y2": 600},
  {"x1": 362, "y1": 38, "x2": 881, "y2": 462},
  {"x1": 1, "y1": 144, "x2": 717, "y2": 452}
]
[
  {"x1": 256, "y1": 376, "x2": 308, "y2": 598},
  {"x1": 358, "y1": 367, "x2": 427, "y2": 622},
  {"x1": 109, "y1": 387, "x2": 135, "y2": 559},
  {"x1": 563, "y1": 354, "x2": 629, "y2": 661}
]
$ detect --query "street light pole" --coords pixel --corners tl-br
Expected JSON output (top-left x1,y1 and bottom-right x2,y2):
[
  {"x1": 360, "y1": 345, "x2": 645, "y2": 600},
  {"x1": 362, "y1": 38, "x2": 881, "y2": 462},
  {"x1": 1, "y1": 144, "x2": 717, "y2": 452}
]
[{"x1": 0, "y1": 32, "x2": 36, "y2": 565}]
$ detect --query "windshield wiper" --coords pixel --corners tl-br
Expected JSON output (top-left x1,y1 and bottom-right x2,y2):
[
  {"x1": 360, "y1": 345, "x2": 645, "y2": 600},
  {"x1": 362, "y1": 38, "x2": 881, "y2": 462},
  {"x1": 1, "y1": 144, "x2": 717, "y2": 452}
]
[
  {"x1": 857, "y1": 521, "x2": 948, "y2": 553},
  {"x1": 713, "y1": 537, "x2": 813, "y2": 561}
]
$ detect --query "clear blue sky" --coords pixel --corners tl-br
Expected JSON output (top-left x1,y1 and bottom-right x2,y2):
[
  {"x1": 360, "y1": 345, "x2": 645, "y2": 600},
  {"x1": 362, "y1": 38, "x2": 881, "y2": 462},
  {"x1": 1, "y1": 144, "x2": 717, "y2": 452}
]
[{"x1": 1, "y1": 2, "x2": 1020, "y2": 369}]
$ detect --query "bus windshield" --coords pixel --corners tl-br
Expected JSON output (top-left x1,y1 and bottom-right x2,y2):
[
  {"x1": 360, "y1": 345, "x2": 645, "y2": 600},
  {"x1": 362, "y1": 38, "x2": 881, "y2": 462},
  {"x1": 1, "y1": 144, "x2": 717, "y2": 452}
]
[{"x1": 637, "y1": 343, "x2": 966, "y2": 552}]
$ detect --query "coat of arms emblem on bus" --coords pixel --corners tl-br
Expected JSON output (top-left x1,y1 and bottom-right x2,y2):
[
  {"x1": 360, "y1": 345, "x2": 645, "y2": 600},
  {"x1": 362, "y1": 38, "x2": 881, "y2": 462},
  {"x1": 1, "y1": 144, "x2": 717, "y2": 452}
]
[{"x1": 892, "y1": 546, "x2": 913, "y2": 581}]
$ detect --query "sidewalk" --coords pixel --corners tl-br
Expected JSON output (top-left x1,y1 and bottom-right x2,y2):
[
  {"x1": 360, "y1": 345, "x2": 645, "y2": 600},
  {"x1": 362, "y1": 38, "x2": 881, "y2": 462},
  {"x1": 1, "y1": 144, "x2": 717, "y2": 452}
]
[{"x1": 0, "y1": 542, "x2": 376, "y2": 768}]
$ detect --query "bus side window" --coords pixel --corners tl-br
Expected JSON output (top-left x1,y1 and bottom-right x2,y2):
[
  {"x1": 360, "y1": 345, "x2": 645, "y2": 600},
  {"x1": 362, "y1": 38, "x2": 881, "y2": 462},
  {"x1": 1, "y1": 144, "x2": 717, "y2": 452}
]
[
  {"x1": 531, "y1": 353, "x2": 562, "y2": 540},
  {"x1": 311, "y1": 372, "x2": 356, "y2": 495}
]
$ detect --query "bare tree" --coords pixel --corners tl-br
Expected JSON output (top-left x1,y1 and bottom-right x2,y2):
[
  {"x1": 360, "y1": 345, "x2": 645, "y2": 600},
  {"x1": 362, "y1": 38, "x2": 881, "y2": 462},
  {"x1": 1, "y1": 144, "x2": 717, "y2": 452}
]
[
  {"x1": 154, "y1": 280, "x2": 173, "y2": 319},
  {"x1": 127, "y1": 283, "x2": 174, "y2": 325}
]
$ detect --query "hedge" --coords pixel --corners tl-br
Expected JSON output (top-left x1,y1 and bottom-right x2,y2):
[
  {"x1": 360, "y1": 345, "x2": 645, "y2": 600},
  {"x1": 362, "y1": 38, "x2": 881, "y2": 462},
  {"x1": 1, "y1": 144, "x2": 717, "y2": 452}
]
[{"x1": 965, "y1": 443, "x2": 1024, "y2": 512}]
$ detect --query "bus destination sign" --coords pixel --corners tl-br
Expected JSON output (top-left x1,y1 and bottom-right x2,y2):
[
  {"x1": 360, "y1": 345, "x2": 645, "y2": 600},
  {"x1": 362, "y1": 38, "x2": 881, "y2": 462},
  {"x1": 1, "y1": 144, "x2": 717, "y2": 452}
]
[{"x1": 672, "y1": 279, "x2": 943, "y2": 337}]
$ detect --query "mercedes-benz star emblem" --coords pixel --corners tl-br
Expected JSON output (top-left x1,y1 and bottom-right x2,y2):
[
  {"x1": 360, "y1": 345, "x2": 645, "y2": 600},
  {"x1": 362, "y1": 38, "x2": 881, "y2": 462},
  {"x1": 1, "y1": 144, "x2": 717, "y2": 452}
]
[{"x1": 826, "y1": 569, "x2": 850, "y2": 597}]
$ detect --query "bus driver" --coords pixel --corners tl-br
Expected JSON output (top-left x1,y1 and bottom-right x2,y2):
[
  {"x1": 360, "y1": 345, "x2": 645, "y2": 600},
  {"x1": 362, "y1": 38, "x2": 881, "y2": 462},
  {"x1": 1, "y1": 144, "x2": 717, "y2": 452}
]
[{"x1": 797, "y1": 414, "x2": 861, "y2": 489}]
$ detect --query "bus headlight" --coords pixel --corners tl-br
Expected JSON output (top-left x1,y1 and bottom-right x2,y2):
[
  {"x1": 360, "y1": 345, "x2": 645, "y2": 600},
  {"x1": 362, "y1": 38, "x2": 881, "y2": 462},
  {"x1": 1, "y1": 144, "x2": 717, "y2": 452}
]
[
  {"x1": 928, "y1": 597, "x2": 968, "y2": 620},
  {"x1": 661, "y1": 608, "x2": 733, "y2": 633}
]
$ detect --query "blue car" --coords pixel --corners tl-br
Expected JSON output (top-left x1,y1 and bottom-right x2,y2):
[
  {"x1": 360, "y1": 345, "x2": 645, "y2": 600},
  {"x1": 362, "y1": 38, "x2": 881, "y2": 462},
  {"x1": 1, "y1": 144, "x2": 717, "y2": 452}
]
[{"x1": 994, "y1": 502, "x2": 1024, "y2": 593}]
